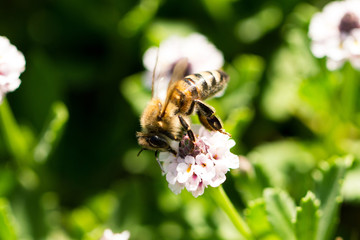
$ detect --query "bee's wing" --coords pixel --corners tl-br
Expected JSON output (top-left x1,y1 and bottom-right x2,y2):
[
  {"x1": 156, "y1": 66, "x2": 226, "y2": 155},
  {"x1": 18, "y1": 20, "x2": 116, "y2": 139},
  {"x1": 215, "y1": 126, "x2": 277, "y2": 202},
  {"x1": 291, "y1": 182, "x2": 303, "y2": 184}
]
[
  {"x1": 150, "y1": 49, "x2": 170, "y2": 103},
  {"x1": 152, "y1": 76, "x2": 168, "y2": 103},
  {"x1": 159, "y1": 57, "x2": 189, "y2": 117}
]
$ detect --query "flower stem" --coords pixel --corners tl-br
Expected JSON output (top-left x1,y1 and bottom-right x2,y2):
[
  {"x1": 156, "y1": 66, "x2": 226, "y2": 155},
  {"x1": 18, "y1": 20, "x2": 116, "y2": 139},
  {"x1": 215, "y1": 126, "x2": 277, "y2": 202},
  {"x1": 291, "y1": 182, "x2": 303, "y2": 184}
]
[
  {"x1": 341, "y1": 63, "x2": 358, "y2": 122},
  {"x1": 208, "y1": 185, "x2": 253, "y2": 239}
]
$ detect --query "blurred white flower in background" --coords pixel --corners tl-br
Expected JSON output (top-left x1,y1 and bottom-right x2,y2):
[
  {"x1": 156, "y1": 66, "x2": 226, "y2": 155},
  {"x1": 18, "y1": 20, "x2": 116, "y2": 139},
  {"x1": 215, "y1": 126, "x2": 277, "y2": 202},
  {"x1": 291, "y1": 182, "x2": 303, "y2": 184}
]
[
  {"x1": 159, "y1": 125, "x2": 239, "y2": 198},
  {"x1": 100, "y1": 229, "x2": 130, "y2": 240},
  {"x1": 309, "y1": 0, "x2": 360, "y2": 70},
  {"x1": 0, "y1": 36, "x2": 25, "y2": 103},
  {"x1": 143, "y1": 33, "x2": 224, "y2": 85}
]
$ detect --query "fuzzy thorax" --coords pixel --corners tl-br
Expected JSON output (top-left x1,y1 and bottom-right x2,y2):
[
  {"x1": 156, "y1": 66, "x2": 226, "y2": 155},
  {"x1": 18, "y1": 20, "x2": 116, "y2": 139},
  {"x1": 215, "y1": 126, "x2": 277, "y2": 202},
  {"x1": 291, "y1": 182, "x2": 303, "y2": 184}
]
[{"x1": 140, "y1": 98, "x2": 183, "y2": 139}]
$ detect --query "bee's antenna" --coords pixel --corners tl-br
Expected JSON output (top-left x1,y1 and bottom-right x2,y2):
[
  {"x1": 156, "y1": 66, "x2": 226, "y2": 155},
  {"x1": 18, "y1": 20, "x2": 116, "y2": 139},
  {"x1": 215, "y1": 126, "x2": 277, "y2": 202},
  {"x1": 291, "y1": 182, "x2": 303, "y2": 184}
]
[
  {"x1": 137, "y1": 148, "x2": 146, "y2": 157},
  {"x1": 151, "y1": 47, "x2": 160, "y2": 98}
]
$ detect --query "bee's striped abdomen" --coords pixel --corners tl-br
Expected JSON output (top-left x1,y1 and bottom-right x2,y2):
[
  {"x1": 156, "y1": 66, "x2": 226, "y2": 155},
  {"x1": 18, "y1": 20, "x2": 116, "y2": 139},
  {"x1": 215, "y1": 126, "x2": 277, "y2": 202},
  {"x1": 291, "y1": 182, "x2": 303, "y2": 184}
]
[{"x1": 184, "y1": 70, "x2": 229, "y2": 100}]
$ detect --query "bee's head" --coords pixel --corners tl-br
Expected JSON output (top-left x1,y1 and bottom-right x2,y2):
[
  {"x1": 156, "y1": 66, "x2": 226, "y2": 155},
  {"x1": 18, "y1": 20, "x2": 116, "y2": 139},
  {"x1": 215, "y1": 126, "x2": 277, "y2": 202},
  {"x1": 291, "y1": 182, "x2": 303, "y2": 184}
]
[{"x1": 136, "y1": 132, "x2": 176, "y2": 155}]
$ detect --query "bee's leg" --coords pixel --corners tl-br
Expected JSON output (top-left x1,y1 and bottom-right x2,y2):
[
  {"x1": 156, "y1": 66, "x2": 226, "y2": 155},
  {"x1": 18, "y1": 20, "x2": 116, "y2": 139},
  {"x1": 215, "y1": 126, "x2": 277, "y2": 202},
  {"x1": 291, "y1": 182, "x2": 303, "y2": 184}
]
[
  {"x1": 195, "y1": 100, "x2": 231, "y2": 136},
  {"x1": 185, "y1": 100, "x2": 196, "y2": 115},
  {"x1": 155, "y1": 151, "x2": 165, "y2": 173},
  {"x1": 178, "y1": 115, "x2": 196, "y2": 142}
]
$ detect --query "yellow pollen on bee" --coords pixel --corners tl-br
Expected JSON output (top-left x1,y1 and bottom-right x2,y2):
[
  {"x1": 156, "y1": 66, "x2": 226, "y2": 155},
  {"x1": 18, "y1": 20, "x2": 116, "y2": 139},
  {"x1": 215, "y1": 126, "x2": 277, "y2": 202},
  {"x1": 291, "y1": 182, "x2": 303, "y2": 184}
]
[
  {"x1": 158, "y1": 121, "x2": 163, "y2": 127},
  {"x1": 187, "y1": 164, "x2": 192, "y2": 173}
]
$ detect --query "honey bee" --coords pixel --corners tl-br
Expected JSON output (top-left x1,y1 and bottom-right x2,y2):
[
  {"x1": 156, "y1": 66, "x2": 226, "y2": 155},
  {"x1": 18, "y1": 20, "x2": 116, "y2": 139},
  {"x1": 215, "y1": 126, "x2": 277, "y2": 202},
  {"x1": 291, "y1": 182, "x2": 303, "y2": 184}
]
[{"x1": 137, "y1": 57, "x2": 230, "y2": 159}]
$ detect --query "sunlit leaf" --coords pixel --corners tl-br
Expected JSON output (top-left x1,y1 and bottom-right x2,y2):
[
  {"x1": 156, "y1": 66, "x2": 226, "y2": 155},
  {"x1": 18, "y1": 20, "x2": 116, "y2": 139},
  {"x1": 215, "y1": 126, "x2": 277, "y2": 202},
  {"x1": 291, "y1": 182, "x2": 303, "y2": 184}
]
[
  {"x1": 69, "y1": 207, "x2": 98, "y2": 237},
  {"x1": 34, "y1": 102, "x2": 69, "y2": 163},
  {"x1": 118, "y1": 0, "x2": 162, "y2": 37},
  {"x1": 0, "y1": 99, "x2": 29, "y2": 161},
  {"x1": 245, "y1": 198, "x2": 281, "y2": 240},
  {"x1": 87, "y1": 191, "x2": 118, "y2": 222},
  {"x1": 224, "y1": 107, "x2": 253, "y2": 146},
  {"x1": 120, "y1": 73, "x2": 151, "y2": 116},
  {"x1": 236, "y1": 6, "x2": 282, "y2": 43},
  {"x1": 220, "y1": 54, "x2": 264, "y2": 116},
  {"x1": 314, "y1": 156, "x2": 350, "y2": 240},
  {"x1": 0, "y1": 168, "x2": 16, "y2": 196},
  {"x1": 226, "y1": 54, "x2": 264, "y2": 95},
  {"x1": 247, "y1": 140, "x2": 315, "y2": 192},
  {"x1": 235, "y1": 162, "x2": 271, "y2": 203},
  {"x1": 0, "y1": 198, "x2": 17, "y2": 240},
  {"x1": 295, "y1": 191, "x2": 320, "y2": 240},
  {"x1": 201, "y1": 0, "x2": 235, "y2": 21},
  {"x1": 262, "y1": 28, "x2": 318, "y2": 121},
  {"x1": 264, "y1": 188, "x2": 296, "y2": 240}
]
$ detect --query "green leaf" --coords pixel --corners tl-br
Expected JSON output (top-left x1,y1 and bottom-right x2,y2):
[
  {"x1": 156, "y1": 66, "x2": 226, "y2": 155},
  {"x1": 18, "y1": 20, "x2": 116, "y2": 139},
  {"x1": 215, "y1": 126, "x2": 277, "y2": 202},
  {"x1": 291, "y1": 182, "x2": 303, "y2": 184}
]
[
  {"x1": 201, "y1": 0, "x2": 235, "y2": 21},
  {"x1": 245, "y1": 198, "x2": 281, "y2": 240},
  {"x1": 224, "y1": 107, "x2": 253, "y2": 146},
  {"x1": 262, "y1": 28, "x2": 319, "y2": 121},
  {"x1": 264, "y1": 188, "x2": 296, "y2": 240},
  {"x1": 0, "y1": 198, "x2": 17, "y2": 240},
  {"x1": 315, "y1": 156, "x2": 349, "y2": 240},
  {"x1": 235, "y1": 162, "x2": 271, "y2": 203},
  {"x1": 0, "y1": 99, "x2": 29, "y2": 161},
  {"x1": 0, "y1": 168, "x2": 16, "y2": 196},
  {"x1": 118, "y1": 0, "x2": 161, "y2": 37},
  {"x1": 33, "y1": 102, "x2": 69, "y2": 163},
  {"x1": 235, "y1": 6, "x2": 283, "y2": 43},
  {"x1": 247, "y1": 140, "x2": 315, "y2": 191},
  {"x1": 295, "y1": 191, "x2": 320, "y2": 240},
  {"x1": 221, "y1": 54, "x2": 264, "y2": 113},
  {"x1": 120, "y1": 73, "x2": 151, "y2": 116}
]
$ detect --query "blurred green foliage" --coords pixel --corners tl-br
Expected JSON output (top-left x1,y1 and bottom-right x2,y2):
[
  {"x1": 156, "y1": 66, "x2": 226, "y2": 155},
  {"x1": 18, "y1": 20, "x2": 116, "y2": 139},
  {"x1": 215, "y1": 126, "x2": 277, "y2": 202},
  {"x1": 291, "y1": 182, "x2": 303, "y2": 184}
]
[{"x1": 1, "y1": 0, "x2": 360, "y2": 239}]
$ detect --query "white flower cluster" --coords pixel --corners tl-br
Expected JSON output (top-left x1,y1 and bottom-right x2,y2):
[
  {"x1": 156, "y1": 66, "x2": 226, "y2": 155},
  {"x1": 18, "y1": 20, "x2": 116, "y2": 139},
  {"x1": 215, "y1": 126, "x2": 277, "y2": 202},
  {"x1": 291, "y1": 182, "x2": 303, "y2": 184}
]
[
  {"x1": 159, "y1": 126, "x2": 239, "y2": 198},
  {"x1": 309, "y1": 0, "x2": 360, "y2": 70},
  {"x1": 100, "y1": 229, "x2": 130, "y2": 240},
  {"x1": 0, "y1": 36, "x2": 25, "y2": 102},
  {"x1": 143, "y1": 33, "x2": 224, "y2": 85}
]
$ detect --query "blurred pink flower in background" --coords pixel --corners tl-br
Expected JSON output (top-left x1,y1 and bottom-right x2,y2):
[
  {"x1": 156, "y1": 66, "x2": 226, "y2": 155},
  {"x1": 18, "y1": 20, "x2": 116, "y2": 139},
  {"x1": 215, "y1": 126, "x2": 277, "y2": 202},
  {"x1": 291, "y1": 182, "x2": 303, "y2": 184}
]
[
  {"x1": 309, "y1": 0, "x2": 360, "y2": 70},
  {"x1": 143, "y1": 33, "x2": 224, "y2": 86}
]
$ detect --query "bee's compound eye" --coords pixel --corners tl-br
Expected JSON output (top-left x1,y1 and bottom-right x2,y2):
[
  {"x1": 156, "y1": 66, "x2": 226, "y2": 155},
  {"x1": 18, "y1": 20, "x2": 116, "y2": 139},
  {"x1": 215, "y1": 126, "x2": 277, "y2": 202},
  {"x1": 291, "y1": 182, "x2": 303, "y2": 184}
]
[{"x1": 148, "y1": 135, "x2": 168, "y2": 148}]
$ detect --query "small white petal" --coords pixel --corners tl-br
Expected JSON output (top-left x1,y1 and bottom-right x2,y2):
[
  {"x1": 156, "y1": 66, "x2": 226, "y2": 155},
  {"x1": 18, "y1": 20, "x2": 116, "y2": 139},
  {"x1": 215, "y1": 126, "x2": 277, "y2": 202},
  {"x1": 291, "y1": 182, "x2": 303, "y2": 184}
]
[
  {"x1": 327, "y1": 58, "x2": 345, "y2": 70},
  {"x1": 210, "y1": 172, "x2": 227, "y2": 187},
  {"x1": 169, "y1": 182, "x2": 185, "y2": 195},
  {"x1": 185, "y1": 171, "x2": 201, "y2": 192},
  {"x1": 166, "y1": 170, "x2": 178, "y2": 185},
  {"x1": 345, "y1": 30, "x2": 360, "y2": 54},
  {"x1": 100, "y1": 229, "x2": 130, "y2": 240},
  {"x1": 176, "y1": 163, "x2": 192, "y2": 183},
  {"x1": 224, "y1": 154, "x2": 240, "y2": 169},
  {"x1": 191, "y1": 182, "x2": 206, "y2": 198},
  {"x1": 350, "y1": 56, "x2": 360, "y2": 69}
]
